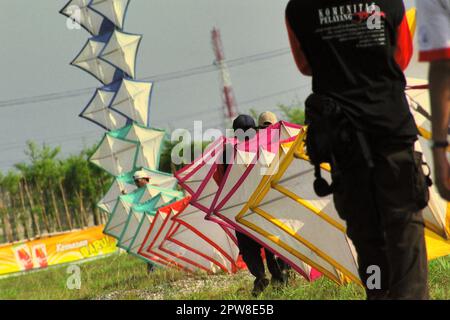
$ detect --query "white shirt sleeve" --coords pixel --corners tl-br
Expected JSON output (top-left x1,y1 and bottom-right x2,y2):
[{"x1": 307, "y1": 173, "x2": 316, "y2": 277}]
[{"x1": 417, "y1": 0, "x2": 450, "y2": 61}]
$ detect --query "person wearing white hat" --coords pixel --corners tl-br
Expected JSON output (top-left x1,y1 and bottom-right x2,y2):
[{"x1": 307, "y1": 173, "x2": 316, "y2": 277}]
[
  {"x1": 133, "y1": 170, "x2": 151, "y2": 188},
  {"x1": 133, "y1": 169, "x2": 155, "y2": 273}
]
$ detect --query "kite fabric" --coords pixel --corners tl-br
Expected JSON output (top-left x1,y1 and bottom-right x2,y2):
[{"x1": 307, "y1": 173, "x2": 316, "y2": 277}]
[
  {"x1": 175, "y1": 122, "x2": 325, "y2": 282},
  {"x1": 229, "y1": 132, "x2": 360, "y2": 285},
  {"x1": 109, "y1": 78, "x2": 154, "y2": 127},
  {"x1": 115, "y1": 187, "x2": 185, "y2": 251},
  {"x1": 99, "y1": 30, "x2": 142, "y2": 79},
  {"x1": 79, "y1": 77, "x2": 153, "y2": 130},
  {"x1": 207, "y1": 123, "x2": 336, "y2": 283},
  {"x1": 71, "y1": 34, "x2": 125, "y2": 85},
  {"x1": 97, "y1": 167, "x2": 178, "y2": 214},
  {"x1": 80, "y1": 82, "x2": 129, "y2": 131},
  {"x1": 60, "y1": 0, "x2": 116, "y2": 36},
  {"x1": 104, "y1": 184, "x2": 184, "y2": 240},
  {"x1": 137, "y1": 197, "x2": 240, "y2": 274},
  {"x1": 89, "y1": 133, "x2": 138, "y2": 176},
  {"x1": 89, "y1": 0, "x2": 131, "y2": 30},
  {"x1": 406, "y1": 78, "x2": 450, "y2": 240},
  {"x1": 70, "y1": 30, "x2": 143, "y2": 84},
  {"x1": 244, "y1": 111, "x2": 449, "y2": 285},
  {"x1": 175, "y1": 136, "x2": 237, "y2": 229},
  {"x1": 89, "y1": 123, "x2": 166, "y2": 176}
]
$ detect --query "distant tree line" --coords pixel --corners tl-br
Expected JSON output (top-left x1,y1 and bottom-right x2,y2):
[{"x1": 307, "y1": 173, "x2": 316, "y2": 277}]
[{"x1": 0, "y1": 142, "x2": 112, "y2": 243}]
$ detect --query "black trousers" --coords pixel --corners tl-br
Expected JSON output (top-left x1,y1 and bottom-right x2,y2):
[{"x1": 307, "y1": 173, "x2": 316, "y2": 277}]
[
  {"x1": 235, "y1": 232, "x2": 288, "y2": 281},
  {"x1": 332, "y1": 133, "x2": 429, "y2": 300}
]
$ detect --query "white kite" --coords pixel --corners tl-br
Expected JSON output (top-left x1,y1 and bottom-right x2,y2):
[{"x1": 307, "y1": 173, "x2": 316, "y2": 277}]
[
  {"x1": 80, "y1": 82, "x2": 129, "y2": 130},
  {"x1": 89, "y1": 123, "x2": 166, "y2": 176},
  {"x1": 89, "y1": 0, "x2": 131, "y2": 30},
  {"x1": 99, "y1": 30, "x2": 142, "y2": 79},
  {"x1": 71, "y1": 34, "x2": 124, "y2": 85},
  {"x1": 109, "y1": 78, "x2": 154, "y2": 127},
  {"x1": 60, "y1": 0, "x2": 116, "y2": 36}
]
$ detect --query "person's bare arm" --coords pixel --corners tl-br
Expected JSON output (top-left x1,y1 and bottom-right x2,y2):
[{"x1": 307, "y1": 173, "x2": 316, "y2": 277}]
[
  {"x1": 429, "y1": 60, "x2": 450, "y2": 141},
  {"x1": 429, "y1": 59, "x2": 450, "y2": 200},
  {"x1": 285, "y1": 17, "x2": 312, "y2": 76}
]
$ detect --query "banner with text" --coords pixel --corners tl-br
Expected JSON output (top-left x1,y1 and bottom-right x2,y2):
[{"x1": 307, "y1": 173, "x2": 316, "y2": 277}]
[{"x1": 0, "y1": 226, "x2": 117, "y2": 276}]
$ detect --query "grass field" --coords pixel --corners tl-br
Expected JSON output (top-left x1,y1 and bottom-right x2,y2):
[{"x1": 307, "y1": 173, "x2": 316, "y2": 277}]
[{"x1": 0, "y1": 253, "x2": 448, "y2": 300}]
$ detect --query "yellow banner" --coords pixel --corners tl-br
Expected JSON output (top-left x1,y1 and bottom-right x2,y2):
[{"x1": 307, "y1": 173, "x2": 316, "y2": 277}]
[{"x1": 0, "y1": 226, "x2": 117, "y2": 276}]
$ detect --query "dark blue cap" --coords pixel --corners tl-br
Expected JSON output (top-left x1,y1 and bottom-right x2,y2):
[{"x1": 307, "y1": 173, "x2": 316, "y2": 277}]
[{"x1": 233, "y1": 115, "x2": 256, "y2": 131}]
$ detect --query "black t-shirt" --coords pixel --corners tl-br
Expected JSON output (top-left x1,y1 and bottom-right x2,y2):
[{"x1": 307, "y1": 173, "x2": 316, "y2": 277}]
[{"x1": 286, "y1": 0, "x2": 418, "y2": 137}]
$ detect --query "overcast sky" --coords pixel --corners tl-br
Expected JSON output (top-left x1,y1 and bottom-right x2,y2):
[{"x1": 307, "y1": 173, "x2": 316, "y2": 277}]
[{"x1": 0, "y1": 0, "x2": 423, "y2": 172}]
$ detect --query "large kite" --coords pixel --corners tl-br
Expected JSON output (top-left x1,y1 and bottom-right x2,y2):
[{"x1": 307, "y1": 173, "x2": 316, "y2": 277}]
[{"x1": 137, "y1": 197, "x2": 240, "y2": 274}]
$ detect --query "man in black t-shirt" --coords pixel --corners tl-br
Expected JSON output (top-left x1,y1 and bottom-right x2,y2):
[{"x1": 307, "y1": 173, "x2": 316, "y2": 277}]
[{"x1": 286, "y1": 0, "x2": 429, "y2": 299}]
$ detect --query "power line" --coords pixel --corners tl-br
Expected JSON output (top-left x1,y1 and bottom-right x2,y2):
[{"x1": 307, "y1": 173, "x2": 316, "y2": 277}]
[
  {"x1": 0, "y1": 129, "x2": 101, "y2": 149},
  {"x1": 0, "y1": 48, "x2": 291, "y2": 109},
  {"x1": 0, "y1": 84, "x2": 308, "y2": 156},
  {"x1": 0, "y1": 133, "x2": 101, "y2": 154}
]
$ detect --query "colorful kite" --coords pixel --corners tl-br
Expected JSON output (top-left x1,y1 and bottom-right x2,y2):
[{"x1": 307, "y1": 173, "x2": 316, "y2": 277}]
[
  {"x1": 228, "y1": 131, "x2": 360, "y2": 285},
  {"x1": 97, "y1": 167, "x2": 178, "y2": 214},
  {"x1": 137, "y1": 197, "x2": 240, "y2": 274},
  {"x1": 175, "y1": 136, "x2": 237, "y2": 228},
  {"x1": 115, "y1": 188, "x2": 185, "y2": 251},
  {"x1": 104, "y1": 184, "x2": 184, "y2": 240},
  {"x1": 174, "y1": 122, "x2": 324, "y2": 281},
  {"x1": 175, "y1": 111, "x2": 449, "y2": 285}
]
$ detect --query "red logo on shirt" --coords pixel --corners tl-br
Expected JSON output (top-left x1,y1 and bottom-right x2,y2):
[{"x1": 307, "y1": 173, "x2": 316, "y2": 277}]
[{"x1": 352, "y1": 11, "x2": 386, "y2": 24}]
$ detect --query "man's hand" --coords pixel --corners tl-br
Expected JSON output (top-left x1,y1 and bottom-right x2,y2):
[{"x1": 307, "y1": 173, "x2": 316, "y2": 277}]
[{"x1": 432, "y1": 148, "x2": 450, "y2": 200}]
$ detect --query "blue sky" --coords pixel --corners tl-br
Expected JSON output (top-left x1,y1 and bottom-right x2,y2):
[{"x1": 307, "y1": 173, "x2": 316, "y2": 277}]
[{"x1": 0, "y1": 0, "x2": 423, "y2": 172}]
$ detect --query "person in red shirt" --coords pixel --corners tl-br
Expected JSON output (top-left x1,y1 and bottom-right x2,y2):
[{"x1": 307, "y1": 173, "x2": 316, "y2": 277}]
[
  {"x1": 417, "y1": 0, "x2": 450, "y2": 201},
  {"x1": 286, "y1": 0, "x2": 429, "y2": 299}
]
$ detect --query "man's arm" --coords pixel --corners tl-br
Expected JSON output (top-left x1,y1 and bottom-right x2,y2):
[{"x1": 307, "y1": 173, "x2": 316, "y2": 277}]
[
  {"x1": 417, "y1": 0, "x2": 450, "y2": 200},
  {"x1": 285, "y1": 17, "x2": 312, "y2": 76},
  {"x1": 429, "y1": 60, "x2": 450, "y2": 200},
  {"x1": 429, "y1": 60, "x2": 450, "y2": 143}
]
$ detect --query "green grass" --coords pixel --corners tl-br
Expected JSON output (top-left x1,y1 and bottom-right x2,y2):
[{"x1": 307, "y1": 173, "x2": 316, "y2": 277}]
[{"x1": 0, "y1": 254, "x2": 448, "y2": 300}]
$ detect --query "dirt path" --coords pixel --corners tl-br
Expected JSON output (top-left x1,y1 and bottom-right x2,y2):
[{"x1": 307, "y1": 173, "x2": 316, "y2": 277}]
[{"x1": 94, "y1": 273, "x2": 253, "y2": 300}]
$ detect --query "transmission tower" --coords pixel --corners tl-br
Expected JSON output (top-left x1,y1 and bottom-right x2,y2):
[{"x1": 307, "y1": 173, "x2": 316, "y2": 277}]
[{"x1": 211, "y1": 27, "x2": 239, "y2": 129}]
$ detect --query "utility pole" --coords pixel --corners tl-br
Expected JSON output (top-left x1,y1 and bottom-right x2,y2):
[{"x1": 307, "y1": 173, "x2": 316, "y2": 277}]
[{"x1": 211, "y1": 27, "x2": 238, "y2": 130}]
